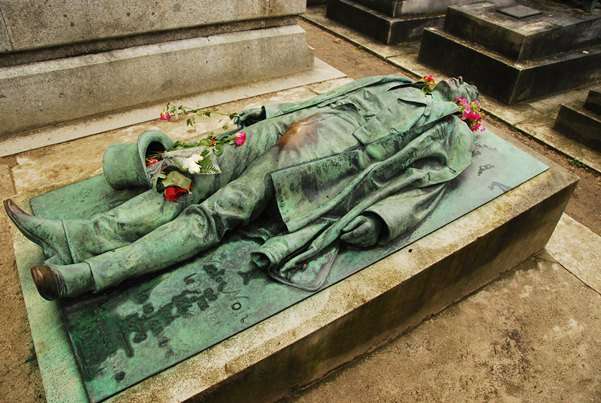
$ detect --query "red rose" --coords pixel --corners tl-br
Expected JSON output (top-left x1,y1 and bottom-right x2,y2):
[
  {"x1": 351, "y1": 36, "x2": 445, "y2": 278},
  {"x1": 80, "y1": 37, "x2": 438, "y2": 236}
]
[
  {"x1": 146, "y1": 157, "x2": 160, "y2": 167},
  {"x1": 164, "y1": 186, "x2": 188, "y2": 202}
]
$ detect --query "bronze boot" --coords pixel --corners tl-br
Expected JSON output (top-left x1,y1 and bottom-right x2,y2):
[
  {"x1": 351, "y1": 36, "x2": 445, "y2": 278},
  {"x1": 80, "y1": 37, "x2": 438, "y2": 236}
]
[
  {"x1": 4, "y1": 199, "x2": 73, "y2": 264},
  {"x1": 30, "y1": 266, "x2": 65, "y2": 301},
  {"x1": 31, "y1": 263, "x2": 95, "y2": 300}
]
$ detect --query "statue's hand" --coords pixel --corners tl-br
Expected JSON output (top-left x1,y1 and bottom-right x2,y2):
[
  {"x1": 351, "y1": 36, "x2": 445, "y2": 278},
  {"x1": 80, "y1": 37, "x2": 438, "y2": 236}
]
[
  {"x1": 232, "y1": 107, "x2": 265, "y2": 127},
  {"x1": 340, "y1": 214, "x2": 383, "y2": 248}
]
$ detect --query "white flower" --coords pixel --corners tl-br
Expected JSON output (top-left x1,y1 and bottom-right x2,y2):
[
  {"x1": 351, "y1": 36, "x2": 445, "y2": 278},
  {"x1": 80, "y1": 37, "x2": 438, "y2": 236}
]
[{"x1": 182, "y1": 153, "x2": 204, "y2": 175}]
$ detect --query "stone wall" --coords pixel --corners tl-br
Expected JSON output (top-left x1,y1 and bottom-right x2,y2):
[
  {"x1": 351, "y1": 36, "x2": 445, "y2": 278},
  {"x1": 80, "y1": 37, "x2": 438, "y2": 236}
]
[{"x1": 0, "y1": 0, "x2": 314, "y2": 138}]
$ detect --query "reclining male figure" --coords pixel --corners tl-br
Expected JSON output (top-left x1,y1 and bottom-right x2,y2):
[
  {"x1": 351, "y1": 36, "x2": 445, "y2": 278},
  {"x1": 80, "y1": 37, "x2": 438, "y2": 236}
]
[{"x1": 5, "y1": 75, "x2": 479, "y2": 300}]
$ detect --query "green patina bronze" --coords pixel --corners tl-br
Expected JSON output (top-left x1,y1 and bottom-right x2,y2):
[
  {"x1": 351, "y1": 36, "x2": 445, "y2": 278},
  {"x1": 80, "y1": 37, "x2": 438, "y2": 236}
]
[
  {"x1": 24, "y1": 75, "x2": 548, "y2": 401},
  {"x1": 37, "y1": 76, "x2": 480, "y2": 296},
  {"x1": 31, "y1": 131, "x2": 546, "y2": 402}
]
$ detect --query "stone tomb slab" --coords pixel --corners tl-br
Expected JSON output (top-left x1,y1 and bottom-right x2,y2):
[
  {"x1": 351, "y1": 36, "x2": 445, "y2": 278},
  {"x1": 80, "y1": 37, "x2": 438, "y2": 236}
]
[
  {"x1": 443, "y1": 2, "x2": 601, "y2": 61},
  {"x1": 418, "y1": 1, "x2": 601, "y2": 103},
  {"x1": 15, "y1": 132, "x2": 578, "y2": 402},
  {"x1": 497, "y1": 4, "x2": 543, "y2": 19},
  {"x1": 327, "y1": 0, "x2": 446, "y2": 44}
]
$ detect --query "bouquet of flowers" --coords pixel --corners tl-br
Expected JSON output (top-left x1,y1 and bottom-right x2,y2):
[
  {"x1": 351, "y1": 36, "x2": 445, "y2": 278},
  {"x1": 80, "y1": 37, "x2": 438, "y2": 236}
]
[
  {"x1": 455, "y1": 96, "x2": 485, "y2": 132},
  {"x1": 149, "y1": 111, "x2": 247, "y2": 201}
]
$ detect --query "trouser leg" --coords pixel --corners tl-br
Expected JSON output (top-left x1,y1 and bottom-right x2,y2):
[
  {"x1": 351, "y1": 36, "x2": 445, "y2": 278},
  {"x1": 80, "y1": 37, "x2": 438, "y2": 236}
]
[
  {"x1": 62, "y1": 189, "x2": 187, "y2": 263},
  {"x1": 71, "y1": 148, "x2": 280, "y2": 293},
  {"x1": 61, "y1": 120, "x2": 287, "y2": 263}
]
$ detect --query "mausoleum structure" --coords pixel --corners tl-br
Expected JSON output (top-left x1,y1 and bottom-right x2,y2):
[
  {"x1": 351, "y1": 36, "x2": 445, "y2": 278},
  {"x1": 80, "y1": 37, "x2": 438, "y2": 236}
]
[
  {"x1": 0, "y1": 0, "x2": 314, "y2": 138},
  {"x1": 555, "y1": 88, "x2": 601, "y2": 150},
  {"x1": 418, "y1": 1, "x2": 601, "y2": 104},
  {"x1": 326, "y1": 0, "x2": 512, "y2": 44}
]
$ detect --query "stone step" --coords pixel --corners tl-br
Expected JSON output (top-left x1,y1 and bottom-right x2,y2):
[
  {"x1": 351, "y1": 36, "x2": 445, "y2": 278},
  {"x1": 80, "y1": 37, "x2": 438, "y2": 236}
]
[
  {"x1": 0, "y1": 0, "x2": 306, "y2": 54},
  {"x1": 444, "y1": 2, "x2": 601, "y2": 62},
  {"x1": 0, "y1": 25, "x2": 314, "y2": 139},
  {"x1": 418, "y1": 27, "x2": 601, "y2": 104},
  {"x1": 327, "y1": 0, "x2": 445, "y2": 44},
  {"x1": 555, "y1": 102, "x2": 601, "y2": 151},
  {"x1": 585, "y1": 88, "x2": 601, "y2": 114}
]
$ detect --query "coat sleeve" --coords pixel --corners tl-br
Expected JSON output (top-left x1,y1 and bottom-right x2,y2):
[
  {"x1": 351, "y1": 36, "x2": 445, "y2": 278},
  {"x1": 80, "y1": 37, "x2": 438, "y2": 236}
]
[{"x1": 365, "y1": 183, "x2": 448, "y2": 243}]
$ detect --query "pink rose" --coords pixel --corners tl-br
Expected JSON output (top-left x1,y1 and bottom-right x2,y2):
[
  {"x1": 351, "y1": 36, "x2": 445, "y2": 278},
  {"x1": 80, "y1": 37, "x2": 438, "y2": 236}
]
[
  {"x1": 455, "y1": 96, "x2": 469, "y2": 107},
  {"x1": 160, "y1": 112, "x2": 172, "y2": 121},
  {"x1": 234, "y1": 131, "x2": 247, "y2": 147},
  {"x1": 464, "y1": 110, "x2": 481, "y2": 121}
]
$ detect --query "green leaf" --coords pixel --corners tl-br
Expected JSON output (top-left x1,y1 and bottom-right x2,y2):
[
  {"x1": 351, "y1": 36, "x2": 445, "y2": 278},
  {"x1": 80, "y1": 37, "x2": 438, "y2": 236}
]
[{"x1": 161, "y1": 171, "x2": 192, "y2": 189}]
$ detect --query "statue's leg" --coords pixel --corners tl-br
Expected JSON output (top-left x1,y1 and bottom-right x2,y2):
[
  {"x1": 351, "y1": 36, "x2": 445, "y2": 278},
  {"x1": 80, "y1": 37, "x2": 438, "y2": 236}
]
[
  {"x1": 40, "y1": 148, "x2": 281, "y2": 299},
  {"x1": 62, "y1": 189, "x2": 187, "y2": 263},
  {"x1": 10, "y1": 120, "x2": 289, "y2": 265}
]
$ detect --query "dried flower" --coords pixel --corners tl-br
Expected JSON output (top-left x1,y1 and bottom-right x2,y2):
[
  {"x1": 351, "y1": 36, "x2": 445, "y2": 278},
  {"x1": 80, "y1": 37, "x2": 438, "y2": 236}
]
[{"x1": 422, "y1": 74, "x2": 437, "y2": 94}]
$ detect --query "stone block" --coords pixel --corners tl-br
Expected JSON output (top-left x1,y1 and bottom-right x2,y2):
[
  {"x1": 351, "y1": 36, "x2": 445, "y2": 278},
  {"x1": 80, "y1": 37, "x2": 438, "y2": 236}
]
[
  {"x1": 327, "y1": 0, "x2": 445, "y2": 43},
  {"x1": 418, "y1": 27, "x2": 601, "y2": 104},
  {"x1": 353, "y1": 0, "x2": 404, "y2": 16},
  {"x1": 444, "y1": 2, "x2": 601, "y2": 61},
  {"x1": 418, "y1": 1, "x2": 601, "y2": 104},
  {"x1": 555, "y1": 102, "x2": 601, "y2": 150},
  {"x1": 0, "y1": 25, "x2": 314, "y2": 137},
  {"x1": 353, "y1": 0, "x2": 512, "y2": 16},
  {"x1": 585, "y1": 88, "x2": 601, "y2": 115},
  {"x1": 326, "y1": 0, "x2": 515, "y2": 44},
  {"x1": 0, "y1": 0, "x2": 306, "y2": 53}
]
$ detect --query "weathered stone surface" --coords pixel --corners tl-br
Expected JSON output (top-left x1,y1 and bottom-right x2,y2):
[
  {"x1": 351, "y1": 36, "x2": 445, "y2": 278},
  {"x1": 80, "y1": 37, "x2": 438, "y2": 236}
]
[
  {"x1": 418, "y1": 27, "x2": 601, "y2": 104},
  {"x1": 0, "y1": 59, "x2": 344, "y2": 157},
  {"x1": 554, "y1": 102, "x2": 601, "y2": 150},
  {"x1": 0, "y1": 0, "x2": 306, "y2": 53},
  {"x1": 418, "y1": 1, "x2": 601, "y2": 103},
  {"x1": 0, "y1": 25, "x2": 314, "y2": 138},
  {"x1": 327, "y1": 0, "x2": 516, "y2": 44},
  {"x1": 294, "y1": 249, "x2": 601, "y2": 402},
  {"x1": 353, "y1": 0, "x2": 513, "y2": 17},
  {"x1": 0, "y1": 17, "x2": 298, "y2": 68},
  {"x1": 353, "y1": 0, "x2": 404, "y2": 16},
  {"x1": 0, "y1": 13, "x2": 10, "y2": 53},
  {"x1": 444, "y1": 2, "x2": 601, "y2": 61},
  {"x1": 547, "y1": 214, "x2": 601, "y2": 295},
  {"x1": 327, "y1": 0, "x2": 445, "y2": 44},
  {"x1": 585, "y1": 88, "x2": 601, "y2": 114}
]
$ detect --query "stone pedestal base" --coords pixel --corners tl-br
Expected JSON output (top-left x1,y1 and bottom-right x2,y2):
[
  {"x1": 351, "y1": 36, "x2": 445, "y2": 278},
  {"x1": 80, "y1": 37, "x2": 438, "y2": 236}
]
[
  {"x1": 0, "y1": 25, "x2": 313, "y2": 138},
  {"x1": 555, "y1": 89, "x2": 601, "y2": 150},
  {"x1": 418, "y1": 1, "x2": 601, "y2": 104},
  {"x1": 109, "y1": 146, "x2": 576, "y2": 402},
  {"x1": 326, "y1": 0, "x2": 514, "y2": 44}
]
